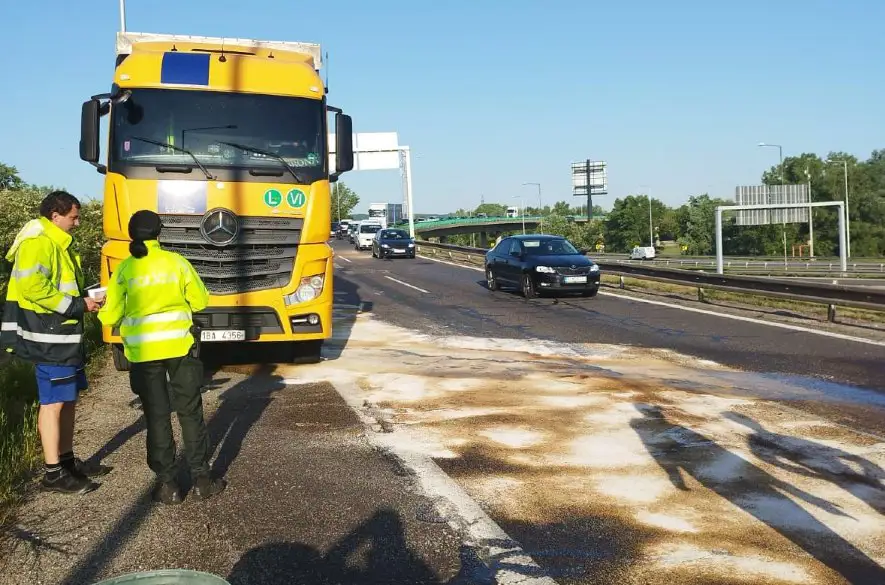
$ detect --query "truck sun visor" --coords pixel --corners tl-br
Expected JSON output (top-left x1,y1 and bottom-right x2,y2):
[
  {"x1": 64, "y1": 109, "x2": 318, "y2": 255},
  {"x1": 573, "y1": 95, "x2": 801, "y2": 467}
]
[{"x1": 161, "y1": 52, "x2": 211, "y2": 86}]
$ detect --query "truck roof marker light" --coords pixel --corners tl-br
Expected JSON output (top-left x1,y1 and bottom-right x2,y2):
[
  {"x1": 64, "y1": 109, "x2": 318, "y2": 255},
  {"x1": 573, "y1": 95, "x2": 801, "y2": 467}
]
[{"x1": 309, "y1": 86, "x2": 319, "y2": 93}]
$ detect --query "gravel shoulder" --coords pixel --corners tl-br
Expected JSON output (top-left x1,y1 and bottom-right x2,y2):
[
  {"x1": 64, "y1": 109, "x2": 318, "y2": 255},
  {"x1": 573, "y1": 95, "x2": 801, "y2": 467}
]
[{"x1": 0, "y1": 356, "x2": 467, "y2": 585}]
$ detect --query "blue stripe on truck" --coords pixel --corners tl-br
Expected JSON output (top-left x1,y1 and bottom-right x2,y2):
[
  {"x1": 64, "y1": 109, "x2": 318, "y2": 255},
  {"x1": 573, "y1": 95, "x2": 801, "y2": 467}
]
[{"x1": 160, "y1": 52, "x2": 210, "y2": 86}]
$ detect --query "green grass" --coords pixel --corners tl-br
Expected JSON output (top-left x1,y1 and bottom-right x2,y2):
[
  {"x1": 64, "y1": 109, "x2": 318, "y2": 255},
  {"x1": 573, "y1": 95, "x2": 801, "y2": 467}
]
[{"x1": 0, "y1": 313, "x2": 106, "y2": 519}]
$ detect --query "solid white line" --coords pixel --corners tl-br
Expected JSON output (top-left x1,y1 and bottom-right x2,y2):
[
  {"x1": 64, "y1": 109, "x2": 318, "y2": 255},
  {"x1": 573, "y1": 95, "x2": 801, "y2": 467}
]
[
  {"x1": 384, "y1": 275, "x2": 430, "y2": 294},
  {"x1": 599, "y1": 291, "x2": 885, "y2": 348},
  {"x1": 330, "y1": 381, "x2": 558, "y2": 585},
  {"x1": 337, "y1": 255, "x2": 353, "y2": 263},
  {"x1": 417, "y1": 254, "x2": 885, "y2": 348}
]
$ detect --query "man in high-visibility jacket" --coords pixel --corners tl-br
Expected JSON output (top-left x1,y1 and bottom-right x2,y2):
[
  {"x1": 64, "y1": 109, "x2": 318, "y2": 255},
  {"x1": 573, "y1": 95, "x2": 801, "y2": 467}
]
[
  {"x1": 2, "y1": 190, "x2": 110, "y2": 495},
  {"x1": 99, "y1": 210, "x2": 225, "y2": 504}
]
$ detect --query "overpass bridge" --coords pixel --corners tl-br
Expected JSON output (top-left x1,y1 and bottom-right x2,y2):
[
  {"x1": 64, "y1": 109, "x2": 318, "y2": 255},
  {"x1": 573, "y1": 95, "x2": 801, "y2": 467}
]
[{"x1": 398, "y1": 216, "x2": 545, "y2": 246}]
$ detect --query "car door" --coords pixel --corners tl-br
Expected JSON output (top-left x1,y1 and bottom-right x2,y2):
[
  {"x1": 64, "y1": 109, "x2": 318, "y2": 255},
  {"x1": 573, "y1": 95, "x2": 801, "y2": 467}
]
[
  {"x1": 495, "y1": 239, "x2": 523, "y2": 284},
  {"x1": 487, "y1": 238, "x2": 510, "y2": 282}
]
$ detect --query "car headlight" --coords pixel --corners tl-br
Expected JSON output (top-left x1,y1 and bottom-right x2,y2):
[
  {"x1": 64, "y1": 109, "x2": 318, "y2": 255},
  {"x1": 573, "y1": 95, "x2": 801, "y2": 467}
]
[
  {"x1": 382, "y1": 243, "x2": 390, "y2": 248},
  {"x1": 408, "y1": 242, "x2": 415, "y2": 248},
  {"x1": 535, "y1": 266, "x2": 556, "y2": 273},
  {"x1": 284, "y1": 274, "x2": 325, "y2": 305},
  {"x1": 590, "y1": 265, "x2": 600, "y2": 272}
]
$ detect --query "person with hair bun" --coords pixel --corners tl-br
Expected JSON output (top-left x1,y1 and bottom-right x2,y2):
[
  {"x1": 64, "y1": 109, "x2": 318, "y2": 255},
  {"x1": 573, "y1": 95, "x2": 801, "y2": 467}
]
[{"x1": 99, "y1": 210, "x2": 226, "y2": 504}]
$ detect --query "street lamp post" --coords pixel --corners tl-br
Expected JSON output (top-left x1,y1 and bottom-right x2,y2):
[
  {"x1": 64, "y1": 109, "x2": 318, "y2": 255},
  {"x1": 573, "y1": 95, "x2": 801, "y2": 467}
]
[
  {"x1": 758, "y1": 142, "x2": 788, "y2": 267},
  {"x1": 825, "y1": 158, "x2": 851, "y2": 258},
  {"x1": 513, "y1": 194, "x2": 525, "y2": 235},
  {"x1": 522, "y1": 182, "x2": 542, "y2": 233},
  {"x1": 640, "y1": 185, "x2": 653, "y2": 247}
]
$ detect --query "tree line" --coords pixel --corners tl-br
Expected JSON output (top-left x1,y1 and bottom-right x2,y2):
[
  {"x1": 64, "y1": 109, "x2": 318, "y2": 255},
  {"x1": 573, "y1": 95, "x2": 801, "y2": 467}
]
[{"x1": 444, "y1": 149, "x2": 885, "y2": 257}]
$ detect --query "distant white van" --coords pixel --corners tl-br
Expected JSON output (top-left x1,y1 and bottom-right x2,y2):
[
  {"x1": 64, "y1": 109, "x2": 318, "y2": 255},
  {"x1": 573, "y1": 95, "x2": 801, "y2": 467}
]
[{"x1": 630, "y1": 246, "x2": 656, "y2": 260}]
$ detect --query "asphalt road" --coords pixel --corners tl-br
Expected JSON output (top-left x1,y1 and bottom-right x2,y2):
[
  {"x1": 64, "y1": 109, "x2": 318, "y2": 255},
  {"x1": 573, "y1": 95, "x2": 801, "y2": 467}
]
[{"x1": 330, "y1": 240, "x2": 885, "y2": 434}]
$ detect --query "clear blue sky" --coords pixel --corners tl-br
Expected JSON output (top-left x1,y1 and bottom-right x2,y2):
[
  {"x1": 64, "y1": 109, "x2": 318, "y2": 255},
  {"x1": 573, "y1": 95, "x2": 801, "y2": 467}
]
[{"x1": 1, "y1": 0, "x2": 883, "y2": 214}]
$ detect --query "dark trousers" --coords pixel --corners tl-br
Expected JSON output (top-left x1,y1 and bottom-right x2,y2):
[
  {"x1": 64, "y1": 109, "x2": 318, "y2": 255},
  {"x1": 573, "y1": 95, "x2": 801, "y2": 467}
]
[{"x1": 129, "y1": 355, "x2": 210, "y2": 483}]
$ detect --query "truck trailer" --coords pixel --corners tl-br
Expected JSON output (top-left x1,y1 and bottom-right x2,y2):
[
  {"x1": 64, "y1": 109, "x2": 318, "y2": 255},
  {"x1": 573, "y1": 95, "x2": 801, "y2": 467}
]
[{"x1": 79, "y1": 31, "x2": 355, "y2": 370}]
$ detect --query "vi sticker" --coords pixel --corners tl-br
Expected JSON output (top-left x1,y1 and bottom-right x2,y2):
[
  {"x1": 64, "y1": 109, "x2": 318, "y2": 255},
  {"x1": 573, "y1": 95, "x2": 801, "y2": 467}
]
[{"x1": 287, "y1": 189, "x2": 307, "y2": 208}]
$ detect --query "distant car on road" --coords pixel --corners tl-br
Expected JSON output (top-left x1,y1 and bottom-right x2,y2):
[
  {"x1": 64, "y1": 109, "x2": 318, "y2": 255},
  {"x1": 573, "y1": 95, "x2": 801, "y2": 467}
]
[
  {"x1": 331, "y1": 221, "x2": 339, "y2": 238},
  {"x1": 372, "y1": 228, "x2": 416, "y2": 259},
  {"x1": 485, "y1": 234, "x2": 600, "y2": 298},
  {"x1": 355, "y1": 222, "x2": 383, "y2": 250}
]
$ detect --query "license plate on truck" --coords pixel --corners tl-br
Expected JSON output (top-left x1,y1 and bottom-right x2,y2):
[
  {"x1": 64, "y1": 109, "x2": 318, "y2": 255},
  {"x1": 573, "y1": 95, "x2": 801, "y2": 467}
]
[
  {"x1": 564, "y1": 276, "x2": 588, "y2": 284},
  {"x1": 201, "y1": 330, "x2": 246, "y2": 342}
]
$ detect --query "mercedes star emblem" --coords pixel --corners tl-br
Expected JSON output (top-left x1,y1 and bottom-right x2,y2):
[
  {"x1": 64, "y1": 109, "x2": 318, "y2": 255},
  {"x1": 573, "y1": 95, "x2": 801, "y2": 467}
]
[{"x1": 200, "y1": 209, "x2": 240, "y2": 246}]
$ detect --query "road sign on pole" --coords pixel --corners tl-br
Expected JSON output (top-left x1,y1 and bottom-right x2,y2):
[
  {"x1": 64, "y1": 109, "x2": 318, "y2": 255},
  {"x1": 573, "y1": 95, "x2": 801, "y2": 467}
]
[{"x1": 571, "y1": 160, "x2": 607, "y2": 220}]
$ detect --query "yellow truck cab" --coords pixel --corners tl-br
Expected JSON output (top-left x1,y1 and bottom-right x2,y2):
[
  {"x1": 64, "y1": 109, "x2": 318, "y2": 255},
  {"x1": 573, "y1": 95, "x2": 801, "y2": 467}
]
[{"x1": 79, "y1": 31, "x2": 354, "y2": 370}]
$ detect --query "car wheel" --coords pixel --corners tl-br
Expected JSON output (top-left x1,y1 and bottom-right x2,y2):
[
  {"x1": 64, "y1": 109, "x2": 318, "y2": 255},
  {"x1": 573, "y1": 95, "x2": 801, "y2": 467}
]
[
  {"x1": 522, "y1": 273, "x2": 536, "y2": 299},
  {"x1": 486, "y1": 267, "x2": 499, "y2": 291},
  {"x1": 372, "y1": 247, "x2": 377, "y2": 258}
]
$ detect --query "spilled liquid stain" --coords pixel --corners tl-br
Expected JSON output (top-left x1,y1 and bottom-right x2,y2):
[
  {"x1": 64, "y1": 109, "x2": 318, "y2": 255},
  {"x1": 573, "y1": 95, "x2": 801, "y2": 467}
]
[{"x1": 280, "y1": 305, "x2": 885, "y2": 585}]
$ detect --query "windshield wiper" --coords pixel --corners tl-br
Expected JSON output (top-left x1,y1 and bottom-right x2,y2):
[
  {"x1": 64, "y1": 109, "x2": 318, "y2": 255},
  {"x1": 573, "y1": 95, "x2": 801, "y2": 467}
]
[
  {"x1": 215, "y1": 141, "x2": 308, "y2": 184},
  {"x1": 129, "y1": 136, "x2": 215, "y2": 180}
]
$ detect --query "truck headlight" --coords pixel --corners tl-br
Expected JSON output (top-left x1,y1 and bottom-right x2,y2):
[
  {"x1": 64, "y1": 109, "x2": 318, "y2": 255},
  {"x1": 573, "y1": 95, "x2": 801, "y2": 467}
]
[
  {"x1": 284, "y1": 274, "x2": 325, "y2": 306},
  {"x1": 535, "y1": 266, "x2": 556, "y2": 273}
]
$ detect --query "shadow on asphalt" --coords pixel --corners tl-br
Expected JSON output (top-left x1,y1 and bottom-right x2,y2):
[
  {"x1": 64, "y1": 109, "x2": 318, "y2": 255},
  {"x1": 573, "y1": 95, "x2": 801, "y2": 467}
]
[
  {"x1": 632, "y1": 404, "x2": 885, "y2": 584},
  {"x1": 227, "y1": 508, "x2": 496, "y2": 585},
  {"x1": 55, "y1": 282, "x2": 370, "y2": 585}
]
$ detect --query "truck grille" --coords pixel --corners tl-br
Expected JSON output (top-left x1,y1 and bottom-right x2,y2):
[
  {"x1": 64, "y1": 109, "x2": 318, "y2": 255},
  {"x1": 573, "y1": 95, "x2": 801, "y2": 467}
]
[{"x1": 158, "y1": 214, "x2": 303, "y2": 295}]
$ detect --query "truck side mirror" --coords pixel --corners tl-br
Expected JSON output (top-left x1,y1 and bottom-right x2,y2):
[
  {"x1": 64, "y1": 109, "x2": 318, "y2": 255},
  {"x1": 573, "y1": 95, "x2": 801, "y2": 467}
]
[
  {"x1": 80, "y1": 100, "x2": 106, "y2": 173},
  {"x1": 334, "y1": 113, "x2": 354, "y2": 175}
]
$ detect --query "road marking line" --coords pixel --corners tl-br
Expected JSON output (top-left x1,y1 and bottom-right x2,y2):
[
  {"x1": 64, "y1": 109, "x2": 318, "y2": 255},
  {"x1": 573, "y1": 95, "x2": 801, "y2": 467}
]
[
  {"x1": 337, "y1": 255, "x2": 353, "y2": 263},
  {"x1": 417, "y1": 254, "x2": 885, "y2": 347},
  {"x1": 384, "y1": 275, "x2": 430, "y2": 294},
  {"x1": 600, "y1": 291, "x2": 885, "y2": 348},
  {"x1": 330, "y1": 381, "x2": 558, "y2": 585}
]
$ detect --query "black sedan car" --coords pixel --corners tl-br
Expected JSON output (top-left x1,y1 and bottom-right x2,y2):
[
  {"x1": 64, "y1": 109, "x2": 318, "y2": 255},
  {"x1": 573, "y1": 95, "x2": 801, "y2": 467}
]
[
  {"x1": 372, "y1": 228, "x2": 416, "y2": 259},
  {"x1": 485, "y1": 235, "x2": 600, "y2": 298}
]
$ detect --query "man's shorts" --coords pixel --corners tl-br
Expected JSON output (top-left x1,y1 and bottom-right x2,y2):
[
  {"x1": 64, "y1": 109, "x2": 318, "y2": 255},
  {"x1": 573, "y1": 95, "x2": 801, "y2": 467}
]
[{"x1": 35, "y1": 365, "x2": 88, "y2": 405}]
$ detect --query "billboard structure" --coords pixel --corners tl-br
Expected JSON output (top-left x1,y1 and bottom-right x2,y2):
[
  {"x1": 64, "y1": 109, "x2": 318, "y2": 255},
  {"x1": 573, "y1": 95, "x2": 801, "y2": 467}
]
[
  {"x1": 571, "y1": 160, "x2": 607, "y2": 220},
  {"x1": 734, "y1": 184, "x2": 809, "y2": 225},
  {"x1": 329, "y1": 131, "x2": 416, "y2": 237}
]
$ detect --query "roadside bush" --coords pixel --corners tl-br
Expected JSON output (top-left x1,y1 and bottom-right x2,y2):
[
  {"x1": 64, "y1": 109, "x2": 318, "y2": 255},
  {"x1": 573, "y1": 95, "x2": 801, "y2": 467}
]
[{"x1": 0, "y1": 184, "x2": 106, "y2": 515}]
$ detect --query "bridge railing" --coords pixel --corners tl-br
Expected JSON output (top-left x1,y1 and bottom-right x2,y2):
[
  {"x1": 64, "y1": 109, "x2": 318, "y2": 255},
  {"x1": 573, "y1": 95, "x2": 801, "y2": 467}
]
[
  {"x1": 414, "y1": 240, "x2": 885, "y2": 320},
  {"x1": 395, "y1": 216, "x2": 544, "y2": 230}
]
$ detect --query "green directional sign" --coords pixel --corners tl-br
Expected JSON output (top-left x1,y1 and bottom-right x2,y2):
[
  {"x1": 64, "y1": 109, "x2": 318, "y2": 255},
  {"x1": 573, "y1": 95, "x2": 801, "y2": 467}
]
[
  {"x1": 287, "y1": 189, "x2": 307, "y2": 208},
  {"x1": 264, "y1": 188, "x2": 282, "y2": 207}
]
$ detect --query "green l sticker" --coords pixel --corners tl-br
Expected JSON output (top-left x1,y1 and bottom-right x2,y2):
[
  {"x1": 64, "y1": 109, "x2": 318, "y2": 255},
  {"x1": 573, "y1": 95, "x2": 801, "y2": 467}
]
[
  {"x1": 264, "y1": 189, "x2": 282, "y2": 207},
  {"x1": 287, "y1": 189, "x2": 307, "y2": 208}
]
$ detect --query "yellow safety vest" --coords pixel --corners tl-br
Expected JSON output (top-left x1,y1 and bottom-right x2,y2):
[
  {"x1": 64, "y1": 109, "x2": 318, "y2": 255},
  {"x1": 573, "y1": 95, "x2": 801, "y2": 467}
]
[
  {"x1": 98, "y1": 241, "x2": 209, "y2": 363},
  {"x1": 2, "y1": 217, "x2": 86, "y2": 365}
]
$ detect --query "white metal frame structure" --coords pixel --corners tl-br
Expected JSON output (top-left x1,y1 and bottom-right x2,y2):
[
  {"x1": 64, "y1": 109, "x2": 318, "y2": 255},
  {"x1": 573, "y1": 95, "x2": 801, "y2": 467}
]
[{"x1": 715, "y1": 202, "x2": 847, "y2": 274}]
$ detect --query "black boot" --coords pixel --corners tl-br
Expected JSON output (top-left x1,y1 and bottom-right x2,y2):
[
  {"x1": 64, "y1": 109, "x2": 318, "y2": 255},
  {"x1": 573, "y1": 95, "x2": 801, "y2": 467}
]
[
  {"x1": 152, "y1": 481, "x2": 183, "y2": 505},
  {"x1": 192, "y1": 475, "x2": 226, "y2": 501}
]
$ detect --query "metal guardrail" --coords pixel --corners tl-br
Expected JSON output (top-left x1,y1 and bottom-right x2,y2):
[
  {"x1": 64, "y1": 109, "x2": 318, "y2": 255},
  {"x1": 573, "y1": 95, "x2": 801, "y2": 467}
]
[{"x1": 415, "y1": 240, "x2": 885, "y2": 319}]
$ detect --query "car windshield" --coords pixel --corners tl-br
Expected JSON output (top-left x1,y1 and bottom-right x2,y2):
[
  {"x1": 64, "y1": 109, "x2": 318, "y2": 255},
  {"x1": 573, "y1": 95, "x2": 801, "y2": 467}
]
[
  {"x1": 522, "y1": 239, "x2": 580, "y2": 255},
  {"x1": 380, "y1": 230, "x2": 409, "y2": 240},
  {"x1": 360, "y1": 225, "x2": 382, "y2": 233},
  {"x1": 110, "y1": 88, "x2": 325, "y2": 182}
]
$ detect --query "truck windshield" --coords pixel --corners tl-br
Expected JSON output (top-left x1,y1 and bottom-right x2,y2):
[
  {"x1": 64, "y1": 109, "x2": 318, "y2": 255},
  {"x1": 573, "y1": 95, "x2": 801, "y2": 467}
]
[{"x1": 110, "y1": 88, "x2": 325, "y2": 182}]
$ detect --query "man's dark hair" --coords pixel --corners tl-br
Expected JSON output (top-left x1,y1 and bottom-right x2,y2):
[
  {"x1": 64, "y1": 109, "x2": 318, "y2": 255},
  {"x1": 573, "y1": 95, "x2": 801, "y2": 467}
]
[{"x1": 39, "y1": 191, "x2": 81, "y2": 220}]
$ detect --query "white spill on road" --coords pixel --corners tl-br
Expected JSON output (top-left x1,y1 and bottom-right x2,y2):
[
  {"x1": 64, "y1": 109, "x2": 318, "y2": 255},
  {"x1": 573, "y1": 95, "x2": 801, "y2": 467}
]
[{"x1": 280, "y1": 306, "x2": 885, "y2": 585}]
